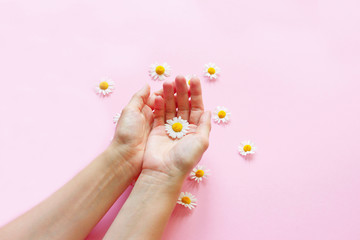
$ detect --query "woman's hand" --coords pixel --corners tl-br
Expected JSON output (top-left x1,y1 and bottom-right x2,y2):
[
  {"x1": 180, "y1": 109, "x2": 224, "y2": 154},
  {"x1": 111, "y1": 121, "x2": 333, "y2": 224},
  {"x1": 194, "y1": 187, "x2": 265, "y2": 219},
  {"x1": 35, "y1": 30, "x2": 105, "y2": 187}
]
[
  {"x1": 103, "y1": 76, "x2": 211, "y2": 240},
  {"x1": 110, "y1": 85, "x2": 155, "y2": 175},
  {"x1": 0, "y1": 85, "x2": 163, "y2": 240},
  {"x1": 142, "y1": 75, "x2": 211, "y2": 178}
]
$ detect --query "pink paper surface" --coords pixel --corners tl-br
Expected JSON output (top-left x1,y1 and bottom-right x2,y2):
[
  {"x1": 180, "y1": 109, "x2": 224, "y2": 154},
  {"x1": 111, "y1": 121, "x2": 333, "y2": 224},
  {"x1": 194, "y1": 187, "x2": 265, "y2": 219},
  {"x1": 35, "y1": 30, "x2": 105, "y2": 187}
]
[{"x1": 1, "y1": 0, "x2": 360, "y2": 239}]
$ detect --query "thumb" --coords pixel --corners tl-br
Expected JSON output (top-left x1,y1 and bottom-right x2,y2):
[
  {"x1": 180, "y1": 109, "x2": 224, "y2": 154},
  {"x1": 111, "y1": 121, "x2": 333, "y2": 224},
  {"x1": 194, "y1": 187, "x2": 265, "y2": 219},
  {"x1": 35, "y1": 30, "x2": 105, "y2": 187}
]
[
  {"x1": 196, "y1": 111, "x2": 212, "y2": 139},
  {"x1": 127, "y1": 84, "x2": 151, "y2": 110}
]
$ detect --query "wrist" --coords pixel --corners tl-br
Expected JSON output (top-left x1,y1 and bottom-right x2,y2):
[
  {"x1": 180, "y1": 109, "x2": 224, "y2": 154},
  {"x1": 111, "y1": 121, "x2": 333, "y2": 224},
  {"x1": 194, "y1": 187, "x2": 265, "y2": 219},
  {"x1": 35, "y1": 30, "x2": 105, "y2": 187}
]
[
  {"x1": 103, "y1": 143, "x2": 141, "y2": 179},
  {"x1": 138, "y1": 168, "x2": 187, "y2": 190}
]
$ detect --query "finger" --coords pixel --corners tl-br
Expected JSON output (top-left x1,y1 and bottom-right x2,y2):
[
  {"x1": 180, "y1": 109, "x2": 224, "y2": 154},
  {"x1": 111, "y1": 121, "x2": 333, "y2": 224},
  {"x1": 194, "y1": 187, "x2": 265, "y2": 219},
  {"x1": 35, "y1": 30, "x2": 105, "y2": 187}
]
[
  {"x1": 163, "y1": 81, "x2": 176, "y2": 120},
  {"x1": 127, "y1": 84, "x2": 151, "y2": 111},
  {"x1": 189, "y1": 77, "x2": 204, "y2": 124},
  {"x1": 196, "y1": 111, "x2": 211, "y2": 140},
  {"x1": 147, "y1": 94, "x2": 156, "y2": 110},
  {"x1": 175, "y1": 75, "x2": 190, "y2": 120},
  {"x1": 172, "y1": 81, "x2": 177, "y2": 94},
  {"x1": 154, "y1": 88, "x2": 164, "y2": 97},
  {"x1": 153, "y1": 96, "x2": 165, "y2": 127},
  {"x1": 147, "y1": 88, "x2": 164, "y2": 110},
  {"x1": 142, "y1": 105, "x2": 154, "y2": 133}
]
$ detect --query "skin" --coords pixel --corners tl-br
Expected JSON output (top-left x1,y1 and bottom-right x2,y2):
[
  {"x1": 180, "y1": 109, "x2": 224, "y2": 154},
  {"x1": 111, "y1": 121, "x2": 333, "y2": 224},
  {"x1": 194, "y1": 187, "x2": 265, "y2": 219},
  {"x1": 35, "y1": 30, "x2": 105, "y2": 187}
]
[
  {"x1": 104, "y1": 76, "x2": 211, "y2": 240},
  {"x1": 0, "y1": 75, "x2": 211, "y2": 240}
]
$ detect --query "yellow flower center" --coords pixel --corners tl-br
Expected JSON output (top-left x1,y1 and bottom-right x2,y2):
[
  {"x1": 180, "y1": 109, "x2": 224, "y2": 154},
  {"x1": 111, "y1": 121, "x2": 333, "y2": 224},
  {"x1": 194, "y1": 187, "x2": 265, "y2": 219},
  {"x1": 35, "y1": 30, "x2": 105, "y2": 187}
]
[
  {"x1": 195, "y1": 170, "x2": 204, "y2": 178},
  {"x1": 188, "y1": 80, "x2": 191, "y2": 85},
  {"x1": 181, "y1": 196, "x2": 191, "y2": 204},
  {"x1": 218, "y1": 110, "x2": 226, "y2": 118},
  {"x1": 99, "y1": 81, "x2": 109, "y2": 90},
  {"x1": 208, "y1": 67, "x2": 216, "y2": 75},
  {"x1": 172, "y1": 122, "x2": 183, "y2": 132},
  {"x1": 243, "y1": 145, "x2": 252, "y2": 152},
  {"x1": 155, "y1": 65, "x2": 165, "y2": 75}
]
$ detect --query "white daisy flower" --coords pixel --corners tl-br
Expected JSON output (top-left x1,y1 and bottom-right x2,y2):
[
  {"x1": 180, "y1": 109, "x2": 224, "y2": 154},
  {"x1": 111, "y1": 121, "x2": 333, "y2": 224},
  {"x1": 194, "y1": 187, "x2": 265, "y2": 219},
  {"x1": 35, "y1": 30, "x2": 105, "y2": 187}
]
[
  {"x1": 185, "y1": 74, "x2": 196, "y2": 86},
  {"x1": 165, "y1": 116, "x2": 190, "y2": 139},
  {"x1": 213, "y1": 106, "x2": 231, "y2": 124},
  {"x1": 177, "y1": 192, "x2": 197, "y2": 210},
  {"x1": 238, "y1": 140, "x2": 256, "y2": 156},
  {"x1": 95, "y1": 78, "x2": 115, "y2": 96},
  {"x1": 149, "y1": 62, "x2": 171, "y2": 81},
  {"x1": 113, "y1": 113, "x2": 120, "y2": 125},
  {"x1": 204, "y1": 63, "x2": 220, "y2": 79},
  {"x1": 190, "y1": 165, "x2": 210, "y2": 183}
]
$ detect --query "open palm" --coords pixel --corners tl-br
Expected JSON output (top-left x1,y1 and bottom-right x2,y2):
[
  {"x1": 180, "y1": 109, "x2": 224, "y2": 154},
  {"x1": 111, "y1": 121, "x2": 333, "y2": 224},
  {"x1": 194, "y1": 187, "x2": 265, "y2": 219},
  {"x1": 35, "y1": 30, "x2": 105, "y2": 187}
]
[{"x1": 143, "y1": 76, "x2": 211, "y2": 177}]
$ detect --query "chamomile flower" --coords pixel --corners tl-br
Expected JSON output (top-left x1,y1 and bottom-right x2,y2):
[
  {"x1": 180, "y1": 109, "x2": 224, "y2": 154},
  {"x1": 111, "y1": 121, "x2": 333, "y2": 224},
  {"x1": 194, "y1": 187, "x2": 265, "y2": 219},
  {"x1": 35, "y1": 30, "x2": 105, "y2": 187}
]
[
  {"x1": 190, "y1": 165, "x2": 210, "y2": 183},
  {"x1": 95, "y1": 78, "x2": 115, "y2": 96},
  {"x1": 177, "y1": 192, "x2": 197, "y2": 210},
  {"x1": 213, "y1": 106, "x2": 231, "y2": 124},
  {"x1": 149, "y1": 62, "x2": 171, "y2": 81},
  {"x1": 113, "y1": 113, "x2": 120, "y2": 125},
  {"x1": 204, "y1": 63, "x2": 220, "y2": 79},
  {"x1": 165, "y1": 116, "x2": 190, "y2": 139},
  {"x1": 238, "y1": 140, "x2": 256, "y2": 156}
]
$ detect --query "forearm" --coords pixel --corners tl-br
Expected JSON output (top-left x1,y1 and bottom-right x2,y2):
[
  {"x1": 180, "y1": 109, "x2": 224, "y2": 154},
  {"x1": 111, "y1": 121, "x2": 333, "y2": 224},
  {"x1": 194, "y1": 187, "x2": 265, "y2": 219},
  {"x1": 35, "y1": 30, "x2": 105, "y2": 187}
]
[
  {"x1": 0, "y1": 144, "x2": 138, "y2": 240},
  {"x1": 104, "y1": 169, "x2": 186, "y2": 240}
]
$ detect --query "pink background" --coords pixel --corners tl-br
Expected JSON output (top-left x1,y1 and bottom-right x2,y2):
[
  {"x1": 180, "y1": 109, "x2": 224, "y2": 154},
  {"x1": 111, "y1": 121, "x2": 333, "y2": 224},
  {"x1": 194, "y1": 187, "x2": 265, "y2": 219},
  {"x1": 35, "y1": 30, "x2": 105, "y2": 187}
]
[{"x1": 1, "y1": 0, "x2": 360, "y2": 239}]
